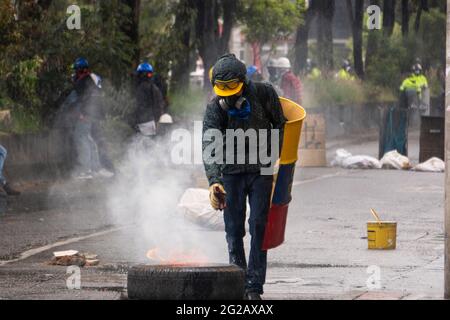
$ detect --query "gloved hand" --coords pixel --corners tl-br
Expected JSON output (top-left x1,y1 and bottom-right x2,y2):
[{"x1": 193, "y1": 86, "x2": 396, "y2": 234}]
[{"x1": 209, "y1": 183, "x2": 227, "y2": 211}]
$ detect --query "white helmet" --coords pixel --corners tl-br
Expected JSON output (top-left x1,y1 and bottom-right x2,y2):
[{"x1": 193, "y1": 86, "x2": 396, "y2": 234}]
[
  {"x1": 277, "y1": 57, "x2": 291, "y2": 69},
  {"x1": 159, "y1": 113, "x2": 173, "y2": 124}
]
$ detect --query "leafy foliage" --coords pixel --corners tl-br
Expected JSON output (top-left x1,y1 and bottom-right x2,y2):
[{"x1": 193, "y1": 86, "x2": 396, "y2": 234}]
[
  {"x1": 240, "y1": 0, "x2": 305, "y2": 44},
  {"x1": 364, "y1": 8, "x2": 446, "y2": 97},
  {"x1": 0, "y1": 0, "x2": 136, "y2": 131}
]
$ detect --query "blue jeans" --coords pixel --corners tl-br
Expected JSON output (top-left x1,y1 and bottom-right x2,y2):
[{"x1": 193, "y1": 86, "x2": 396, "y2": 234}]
[
  {"x1": 0, "y1": 145, "x2": 7, "y2": 185},
  {"x1": 223, "y1": 173, "x2": 273, "y2": 294},
  {"x1": 73, "y1": 120, "x2": 101, "y2": 173}
]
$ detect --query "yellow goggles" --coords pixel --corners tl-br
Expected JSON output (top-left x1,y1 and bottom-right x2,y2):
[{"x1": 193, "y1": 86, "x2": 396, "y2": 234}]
[{"x1": 214, "y1": 79, "x2": 242, "y2": 91}]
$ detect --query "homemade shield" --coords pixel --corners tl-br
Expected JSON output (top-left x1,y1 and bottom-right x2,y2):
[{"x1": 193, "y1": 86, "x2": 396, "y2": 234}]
[{"x1": 262, "y1": 97, "x2": 306, "y2": 250}]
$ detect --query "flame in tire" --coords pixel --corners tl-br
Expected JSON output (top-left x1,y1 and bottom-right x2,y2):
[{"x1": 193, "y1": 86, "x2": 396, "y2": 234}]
[{"x1": 146, "y1": 248, "x2": 209, "y2": 265}]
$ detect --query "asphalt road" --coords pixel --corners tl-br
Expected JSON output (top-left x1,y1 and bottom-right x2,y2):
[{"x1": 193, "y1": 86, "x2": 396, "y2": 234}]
[{"x1": 0, "y1": 132, "x2": 445, "y2": 300}]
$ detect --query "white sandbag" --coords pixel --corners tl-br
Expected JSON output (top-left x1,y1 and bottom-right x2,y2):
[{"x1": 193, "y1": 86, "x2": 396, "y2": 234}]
[
  {"x1": 331, "y1": 149, "x2": 353, "y2": 167},
  {"x1": 342, "y1": 155, "x2": 382, "y2": 169},
  {"x1": 178, "y1": 188, "x2": 224, "y2": 230},
  {"x1": 178, "y1": 188, "x2": 250, "y2": 231},
  {"x1": 331, "y1": 149, "x2": 381, "y2": 169},
  {"x1": 412, "y1": 157, "x2": 445, "y2": 172},
  {"x1": 380, "y1": 150, "x2": 411, "y2": 170}
]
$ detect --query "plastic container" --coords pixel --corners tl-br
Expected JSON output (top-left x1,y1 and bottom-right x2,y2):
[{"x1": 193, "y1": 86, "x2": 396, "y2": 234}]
[
  {"x1": 263, "y1": 97, "x2": 306, "y2": 250},
  {"x1": 262, "y1": 204, "x2": 289, "y2": 251},
  {"x1": 367, "y1": 221, "x2": 397, "y2": 250}
]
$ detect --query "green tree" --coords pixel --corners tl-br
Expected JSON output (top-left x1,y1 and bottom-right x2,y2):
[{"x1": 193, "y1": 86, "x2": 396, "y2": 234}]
[
  {"x1": 0, "y1": 0, "x2": 136, "y2": 127},
  {"x1": 240, "y1": 0, "x2": 304, "y2": 67}
]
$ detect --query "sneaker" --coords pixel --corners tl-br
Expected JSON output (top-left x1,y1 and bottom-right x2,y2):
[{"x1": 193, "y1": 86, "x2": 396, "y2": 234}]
[
  {"x1": 1, "y1": 183, "x2": 21, "y2": 196},
  {"x1": 95, "y1": 168, "x2": 115, "y2": 179},
  {"x1": 74, "y1": 172, "x2": 94, "y2": 180}
]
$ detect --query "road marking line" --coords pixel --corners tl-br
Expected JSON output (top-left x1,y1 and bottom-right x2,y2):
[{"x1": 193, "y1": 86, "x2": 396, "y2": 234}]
[
  {"x1": 0, "y1": 226, "x2": 128, "y2": 267},
  {"x1": 292, "y1": 171, "x2": 353, "y2": 187}
]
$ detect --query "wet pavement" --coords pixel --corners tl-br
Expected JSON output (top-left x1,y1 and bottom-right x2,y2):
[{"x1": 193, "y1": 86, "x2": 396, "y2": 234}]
[{"x1": 0, "y1": 132, "x2": 445, "y2": 300}]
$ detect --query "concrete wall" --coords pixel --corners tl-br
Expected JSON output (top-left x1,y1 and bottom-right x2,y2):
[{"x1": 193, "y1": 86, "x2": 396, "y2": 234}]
[
  {"x1": 0, "y1": 130, "x2": 74, "y2": 182},
  {"x1": 309, "y1": 103, "x2": 383, "y2": 138}
]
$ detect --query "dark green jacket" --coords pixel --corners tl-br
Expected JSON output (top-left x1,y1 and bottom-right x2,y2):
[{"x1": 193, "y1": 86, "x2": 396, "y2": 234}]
[{"x1": 202, "y1": 81, "x2": 286, "y2": 186}]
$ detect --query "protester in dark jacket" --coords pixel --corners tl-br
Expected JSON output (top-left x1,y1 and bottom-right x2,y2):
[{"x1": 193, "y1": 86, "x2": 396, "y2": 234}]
[
  {"x1": 134, "y1": 62, "x2": 165, "y2": 134},
  {"x1": 202, "y1": 54, "x2": 286, "y2": 300},
  {"x1": 70, "y1": 57, "x2": 114, "y2": 179}
]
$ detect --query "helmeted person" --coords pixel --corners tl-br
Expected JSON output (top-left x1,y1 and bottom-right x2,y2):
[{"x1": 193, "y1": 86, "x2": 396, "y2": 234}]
[
  {"x1": 247, "y1": 65, "x2": 264, "y2": 82},
  {"x1": 134, "y1": 62, "x2": 165, "y2": 137},
  {"x1": 278, "y1": 57, "x2": 303, "y2": 104},
  {"x1": 336, "y1": 59, "x2": 356, "y2": 81},
  {"x1": 70, "y1": 57, "x2": 114, "y2": 179},
  {"x1": 267, "y1": 58, "x2": 281, "y2": 86},
  {"x1": 305, "y1": 58, "x2": 322, "y2": 80},
  {"x1": 202, "y1": 53, "x2": 286, "y2": 300},
  {"x1": 399, "y1": 63, "x2": 429, "y2": 111},
  {"x1": 400, "y1": 63, "x2": 428, "y2": 97}
]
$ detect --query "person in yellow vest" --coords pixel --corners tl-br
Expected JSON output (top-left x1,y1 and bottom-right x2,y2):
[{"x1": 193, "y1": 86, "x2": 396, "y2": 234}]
[
  {"x1": 335, "y1": 59, "x2": 356, "y2": 81},
  {"x1": 305, "y1": 59, "x2": 322, "y2": 80},
  {"x1": 400, "y1": 63, "x2": 428, "y2": 97}
]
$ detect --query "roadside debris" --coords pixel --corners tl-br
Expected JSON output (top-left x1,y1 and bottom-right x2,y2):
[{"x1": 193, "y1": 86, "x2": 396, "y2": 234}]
[
  {"x1": 331, "y1": 149, "x2": 381, "y2": 169},
  {"x1": 49, "y1": 250, "x2": 99, "y2": 267},
  {"x1": 380, "y1": 150, "x2": 411, "y2": 170},
  {"x1": 412, "y1": 157, "x2": 445, "y2": 172},
  {"x1": 331, "y1": 149, "x2": 442, "y2": 172}
]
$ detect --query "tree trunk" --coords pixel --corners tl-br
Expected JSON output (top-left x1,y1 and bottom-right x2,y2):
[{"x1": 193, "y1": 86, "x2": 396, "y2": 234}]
[
  {"x1": 415, "y1": 0, "x2": 429, "y2": 32},
  {"x1": 293, "y1": 3, "x2": 315, "y2": 75},
  {"x1": 170, "y1": 0, "x2": 195, "y2": 93},
  {"x1": 383, "y1": 0, "x2": 396, "y2": 36},
  {"x1": 366, "y1": 0, "x2": 380, "y2": 67},
  {"x1": 194, "y1": 0, "x2": 237, "y2": 90},
  {"x1": 316, "y1": 0, "x2": 335, "y2": 71},
  {"x1": 121, "y1": 0, "x2": 141, "y2": 67},
  {"x1": 346, "y1": 0, "x2": 364, "y2": 78},
  {"x1": 251, "y1": 42, "x2": 262, "y2": 71},
  {"x1": 37, "y1": 0, "x2": 52, "y2": 10},
  {"x1": 402, "y1": 0, "x2": 409, "y2": 36}
]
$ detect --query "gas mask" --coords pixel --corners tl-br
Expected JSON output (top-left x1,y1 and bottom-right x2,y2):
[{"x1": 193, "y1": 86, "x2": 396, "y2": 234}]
[{"x1": 219, "y1": 96, "x2": 251, "y2": 121}]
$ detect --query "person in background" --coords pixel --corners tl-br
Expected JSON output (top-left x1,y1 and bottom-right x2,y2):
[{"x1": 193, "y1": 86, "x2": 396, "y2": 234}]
[
  {"x1": 247, "y1": 65, "x2": 264, "y2": 82},
  {"x1": 0, "y1": 145, "x2": 21, "y2": 196},
  {"x1": 267, "y1": 58, "x2": 280, "y2": 85},
  {"x1": 400, "y1": 63, "x2": 429, "y2": 97},
  {"x1": 399, "y1": 62, "x2": 429, "y2": 114},
  {"x1": 336, "y1": 59, "x2": 356, "y2": 81},
  {"x1": 70, "y1": 57, "x2": 114, "y2": 180},
  {"x1": 134, "y1": 62, "x2": 165, "y2": 138},
  {"x1": 305, "y1": 58, "x2": 322, "y2": 80},
  {"x1": 203, "y1": 53, "x2": 286, "y2": 300},
  {"x1": 278, "y1": 57, "x2": 303, "y2": 104}
]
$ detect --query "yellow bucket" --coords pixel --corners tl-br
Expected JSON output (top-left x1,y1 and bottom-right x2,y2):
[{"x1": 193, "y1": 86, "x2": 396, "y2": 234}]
[
  {"x1": 367, "y1": 221, "x2": 397, "y2": 250},
  {"x1": 279, "y1": 97, "x2": 307, "y2": 165}
]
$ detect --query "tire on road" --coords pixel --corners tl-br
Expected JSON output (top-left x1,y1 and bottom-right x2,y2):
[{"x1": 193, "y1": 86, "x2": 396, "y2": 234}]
[{"x1": 127, "y1": 264, "x2": 245, "y2": 300}]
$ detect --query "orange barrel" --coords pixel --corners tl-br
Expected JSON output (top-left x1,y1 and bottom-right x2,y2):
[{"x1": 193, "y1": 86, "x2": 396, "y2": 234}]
[{"x1": 263, "y1": 98, "x2": 306, "y2": 251}]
